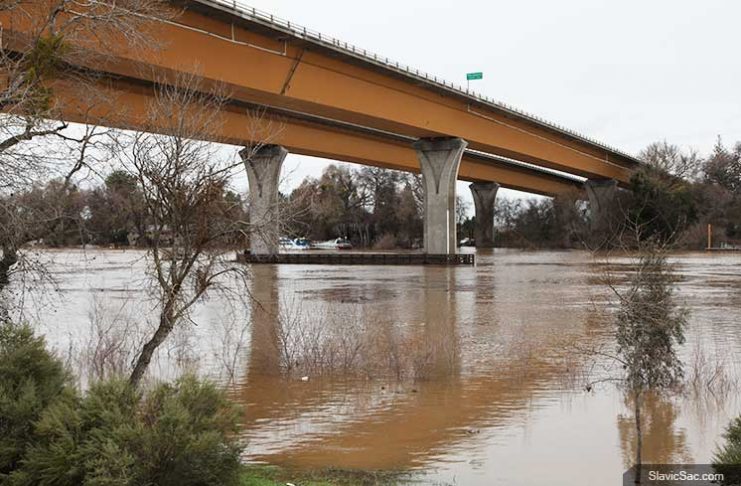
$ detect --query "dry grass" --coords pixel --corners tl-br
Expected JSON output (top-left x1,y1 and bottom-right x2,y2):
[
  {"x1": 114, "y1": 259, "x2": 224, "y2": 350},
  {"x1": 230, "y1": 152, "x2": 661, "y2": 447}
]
[
  {"x1": 685, "y1": 339, "x2": 740, "y2": 400},
  {"x1": 249, "y1": 297, "x2": 459, "y2": 382},
  {"x1": 64, "y1": 296, "x2": 201, "y2": 388}
]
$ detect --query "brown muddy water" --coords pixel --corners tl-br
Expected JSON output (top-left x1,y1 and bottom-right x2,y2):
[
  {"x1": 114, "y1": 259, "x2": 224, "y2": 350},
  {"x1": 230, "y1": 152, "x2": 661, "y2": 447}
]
[{"x1": 14, "y1": 249, "x2": 741, "y2": 485}]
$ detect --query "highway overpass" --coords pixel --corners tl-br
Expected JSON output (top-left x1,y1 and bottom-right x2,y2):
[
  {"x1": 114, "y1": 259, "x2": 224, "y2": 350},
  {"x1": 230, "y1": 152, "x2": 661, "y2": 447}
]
[{"x1": 0, "y1": 0, "x2": 639, "y2": 253}]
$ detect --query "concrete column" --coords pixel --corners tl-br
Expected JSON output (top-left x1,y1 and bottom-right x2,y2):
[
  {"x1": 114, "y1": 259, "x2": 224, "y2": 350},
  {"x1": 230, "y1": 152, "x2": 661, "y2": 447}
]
[
  {"x1": 585, "y1": 178, "x2": 618, "y2": 231},
  {"x1": 247, "y1": 265, "x2": 281, "y2": 375},
  {"x1": 240, "y1": 145, "x2": 287, "y2": 255},
  {"x1": 413, "y1": 137, "x2": 468, "y2": 254},
  {"x1": 469, "y1": 182, "x2": 500, "y2": 248}
]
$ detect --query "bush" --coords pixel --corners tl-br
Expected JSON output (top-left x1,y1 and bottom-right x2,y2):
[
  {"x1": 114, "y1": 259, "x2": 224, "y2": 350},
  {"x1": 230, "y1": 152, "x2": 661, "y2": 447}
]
[
  {"x1": 0, "y1": 322, "x2": 72, "y2": 477},
  {"x1": 0, "y1": 323, "x2": 243, "y2": 486},
  {"x1": 714, "y1": 416, "x2": 741, "y2": 484},
  {"x1": 9, "y1": 376, "x2": 243, "y2": 486}
]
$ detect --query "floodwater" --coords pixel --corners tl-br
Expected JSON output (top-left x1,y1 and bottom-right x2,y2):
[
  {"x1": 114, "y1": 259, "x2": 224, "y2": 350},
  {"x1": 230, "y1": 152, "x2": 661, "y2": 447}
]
[{"x1": 16, "y1": 249, "x2": 741, "y2": 485}]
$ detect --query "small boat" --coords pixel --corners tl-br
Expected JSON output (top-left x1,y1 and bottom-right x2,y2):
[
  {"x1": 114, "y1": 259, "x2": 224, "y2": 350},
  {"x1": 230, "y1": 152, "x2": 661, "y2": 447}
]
[
  {"x1": 292, "y1": 238, "x2": 311, "y2": 250},
  {"x1": 279, "y1": 237, "x2": 312, "y2": 251},
  {"x1": 313, "y1": 237, "x2": 353, "y2": 250},
  {"x1": 336, "y1": 238, "x2": 353, "y2": 250}
]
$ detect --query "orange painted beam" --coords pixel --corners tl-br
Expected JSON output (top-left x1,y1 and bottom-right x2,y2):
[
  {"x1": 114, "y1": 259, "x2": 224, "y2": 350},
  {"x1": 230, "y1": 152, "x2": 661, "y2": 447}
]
[
  {"x1": 0, "y1": 3, "x2": 637, "y2": 184},
  {"x1": 50, "y1": 78, "x2": 580, "y2": 197}
]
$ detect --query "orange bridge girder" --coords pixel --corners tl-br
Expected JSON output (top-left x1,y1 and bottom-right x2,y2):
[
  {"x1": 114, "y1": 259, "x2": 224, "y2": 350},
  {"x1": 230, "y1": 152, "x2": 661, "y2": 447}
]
[
  {"x1": 0, "y1": 1, "x2": 639, "y2": 186},
  {"x1": 46, "y1": 77, "x2": 582, "y2": 197}
]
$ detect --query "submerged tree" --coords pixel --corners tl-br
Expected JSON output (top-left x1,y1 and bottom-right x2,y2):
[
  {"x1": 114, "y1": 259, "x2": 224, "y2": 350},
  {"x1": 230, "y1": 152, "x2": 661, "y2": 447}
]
[
  {"x1": 579, "y1": 237, "x2": 687, "y2": 484},
  {"x1": 613, "y1": 243, "x2": 687, "y2": 482}
]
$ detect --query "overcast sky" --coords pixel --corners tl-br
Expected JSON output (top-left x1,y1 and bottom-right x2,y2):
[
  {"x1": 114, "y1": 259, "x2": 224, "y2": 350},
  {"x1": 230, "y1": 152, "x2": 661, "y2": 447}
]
[{"x1": 229, "y1": 0, "x2": 741, "y2": 205}]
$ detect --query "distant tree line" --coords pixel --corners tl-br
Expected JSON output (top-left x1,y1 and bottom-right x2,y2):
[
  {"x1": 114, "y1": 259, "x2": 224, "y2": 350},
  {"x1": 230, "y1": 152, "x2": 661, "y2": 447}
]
[
  {"x1": 492, "y1": 138, "x2": 741, "y2": 249},
  {"x1": 3, "y1": 139, "x2": 739, "y2": 252},
  {"x1": 283, "y1": 137, "x2": 741, "y2": 251},
  {"x1": 0, "y1": 170, "x2": 248, "y2": 249}
]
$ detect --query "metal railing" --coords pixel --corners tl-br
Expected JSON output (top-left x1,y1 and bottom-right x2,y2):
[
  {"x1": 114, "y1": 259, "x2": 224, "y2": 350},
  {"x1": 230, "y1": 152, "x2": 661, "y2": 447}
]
[{"x1": 198, "y1": 0, "x2": 637, "y2": 162}]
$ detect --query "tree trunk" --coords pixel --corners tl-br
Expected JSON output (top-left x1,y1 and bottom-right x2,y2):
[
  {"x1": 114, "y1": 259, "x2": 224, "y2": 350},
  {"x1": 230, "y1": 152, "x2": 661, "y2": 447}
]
[
  {"x1": 634, "y1": 390, "x2": 643, "y2": 484},
  {"x1": 0, "y1": 245, "x2": 19, "y2": 290},
  {"x1": 128, "y1": 305, "x2": 175, "y2": 388}
]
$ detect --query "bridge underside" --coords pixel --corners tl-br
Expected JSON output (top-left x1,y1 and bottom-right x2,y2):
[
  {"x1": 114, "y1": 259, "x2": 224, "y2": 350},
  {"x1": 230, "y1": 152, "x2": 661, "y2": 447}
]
[
  {"x1": 51, "y1": 77, "x2": 583, "y2": 198},
  {"x1": 46, "y1": 77, "x2": 587, "y2": 254}
]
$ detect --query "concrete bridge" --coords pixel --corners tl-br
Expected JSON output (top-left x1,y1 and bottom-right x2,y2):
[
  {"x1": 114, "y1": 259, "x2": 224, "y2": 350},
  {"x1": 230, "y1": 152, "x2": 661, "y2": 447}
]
[{"x1": 0, "y1": 0, "x2": 639, "y2": 254}]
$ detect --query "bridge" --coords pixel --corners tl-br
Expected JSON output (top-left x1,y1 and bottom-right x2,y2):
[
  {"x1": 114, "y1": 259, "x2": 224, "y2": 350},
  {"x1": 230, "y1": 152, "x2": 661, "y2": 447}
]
[{"x1": 0, "y1": 0, "x2": 640, "y2": 254}]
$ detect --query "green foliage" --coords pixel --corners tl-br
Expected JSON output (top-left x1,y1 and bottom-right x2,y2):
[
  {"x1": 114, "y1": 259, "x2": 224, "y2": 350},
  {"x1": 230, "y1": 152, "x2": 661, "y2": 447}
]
[
  {"x1": 0, "y1": 322, "x2": 72, "y2": 478},
  {"x1": 10, "y1": 376, "x2": 243, "y2": 486},
  {"x1": 627, "y1": 168, "x2": 699, "y2": 244},
  {"x1": 22, "y1": 34, "x2": 70, "y2": 112},
  {"x1": 704, "y1": 139, "x2": 741, "y2": 196},
  {"x1": 713, "y1": 416, "x2": 741, "y2": 484},
  {"x1": 105, "y1": 171, "x2": 139, "y2": 194},
  {"x1": 715, "y1": 417, "x2": 741, "y2": 464}
]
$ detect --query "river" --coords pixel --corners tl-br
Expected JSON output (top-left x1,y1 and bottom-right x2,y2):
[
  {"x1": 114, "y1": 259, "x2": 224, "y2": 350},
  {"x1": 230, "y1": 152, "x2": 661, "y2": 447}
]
[{"x1": 15, "y1": 249, "x2": 741, "y2": 485}]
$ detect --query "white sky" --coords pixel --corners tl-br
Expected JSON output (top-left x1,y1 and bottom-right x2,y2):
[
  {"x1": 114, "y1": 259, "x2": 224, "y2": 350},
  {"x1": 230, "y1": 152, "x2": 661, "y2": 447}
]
[{"x1": 218, "y1": 0, "x2": 741, "y2": 209}]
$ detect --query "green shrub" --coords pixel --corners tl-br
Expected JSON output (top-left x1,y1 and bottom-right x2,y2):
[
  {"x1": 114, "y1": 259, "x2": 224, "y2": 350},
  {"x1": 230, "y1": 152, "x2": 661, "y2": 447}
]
[
  {"x1": 628, "y1": 168, "x2": 699, "y2": 244},
  {"x1": 10, "y1": 376, "x2": 243, "y2": 486},
  {"x1": 0, "y1": 322, "x2": 72, "y2": 478},
  {"x1": 714, "y1": 416, "x2": 741, "y2": 484}
]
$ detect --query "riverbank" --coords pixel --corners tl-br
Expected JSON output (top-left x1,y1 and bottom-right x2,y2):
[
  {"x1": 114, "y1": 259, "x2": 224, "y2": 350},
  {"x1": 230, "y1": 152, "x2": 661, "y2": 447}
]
[{"x1": 240, "y1": 465, "x2": 408, "y2": 486}]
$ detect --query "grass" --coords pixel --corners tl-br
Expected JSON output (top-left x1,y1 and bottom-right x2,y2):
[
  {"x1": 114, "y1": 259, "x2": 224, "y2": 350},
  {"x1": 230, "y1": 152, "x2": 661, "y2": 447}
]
[{"x1": 240, "y1": 465, "x2": 409, "y2": 486}]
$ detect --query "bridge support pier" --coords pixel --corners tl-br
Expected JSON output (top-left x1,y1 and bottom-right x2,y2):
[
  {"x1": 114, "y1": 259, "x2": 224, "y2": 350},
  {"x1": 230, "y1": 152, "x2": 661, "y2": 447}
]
[
  {"x1": 585, "y1": 178, "x2": 618, "y2": 233},
  {"x1": 469, "y1": 182, "x2": 500, "y2": 248},
  {"x1": 413, "y1": 137, "x2": 468, "y2": 254},
  {"x1": 240, "y1": 145, "x2": 288, "y2": 255}
]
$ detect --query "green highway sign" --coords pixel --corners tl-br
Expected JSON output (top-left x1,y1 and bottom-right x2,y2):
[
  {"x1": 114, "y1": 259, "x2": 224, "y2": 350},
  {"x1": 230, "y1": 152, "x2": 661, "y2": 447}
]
[{"x1": 466, "y1": 72, "x2": 483, "y2": 81}]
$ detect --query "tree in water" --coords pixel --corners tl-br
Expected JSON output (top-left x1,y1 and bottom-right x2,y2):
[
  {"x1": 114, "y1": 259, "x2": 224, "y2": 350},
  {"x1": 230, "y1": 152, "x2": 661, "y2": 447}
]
[{"x1": 612, "y1": 241, "x2": 687, "y2": 483}]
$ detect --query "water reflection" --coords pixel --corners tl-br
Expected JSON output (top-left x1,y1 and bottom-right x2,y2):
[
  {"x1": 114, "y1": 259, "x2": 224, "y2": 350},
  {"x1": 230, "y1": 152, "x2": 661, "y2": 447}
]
[
  {"x1": 237, "y1": 254, "x2": 603, "y2": 474},
  {"x1": 247, "y1": 265, "x2": 281, "y2": 376},
  {"x1": 618, "y1": 393, "x2": 692, "y2": 466},
  {"x1": 231, "y1": 251, "x2": 741, "y2": 485}
]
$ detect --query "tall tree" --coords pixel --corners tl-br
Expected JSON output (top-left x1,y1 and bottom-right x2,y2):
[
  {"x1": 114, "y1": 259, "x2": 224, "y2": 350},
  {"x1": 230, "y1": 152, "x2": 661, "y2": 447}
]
[
  {"x1": 120, "y1": 74, "x2": 252, "y2": 387},
  {"x1": 0, "y1": 0, "x2": 168, "y2": 304},
  {"x1": 704, "y1": 138, "x2": 741, "y2": 196},
  {"x1": 639, "y1": 141, "x2": 702, "y2": 181}
]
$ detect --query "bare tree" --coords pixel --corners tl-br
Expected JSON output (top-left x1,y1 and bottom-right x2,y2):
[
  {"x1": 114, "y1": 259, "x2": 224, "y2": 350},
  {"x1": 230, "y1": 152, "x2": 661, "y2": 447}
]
[
  {"x1": 0, "y1": 0, "x2": 170, "y2": 188},
  {"x1": 639, "y1": 141, "x2": 703, "y2": 181},
  {"x1": 118, "y1": 73, "x2": 256, "y2": 387},
  {"x1": 0, "y1": 0, "x2": 169, "y2": 309}
]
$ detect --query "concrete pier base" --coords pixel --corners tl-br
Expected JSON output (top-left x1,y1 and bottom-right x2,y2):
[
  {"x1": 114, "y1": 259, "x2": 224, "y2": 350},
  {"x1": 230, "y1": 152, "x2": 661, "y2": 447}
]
[
  {"x1": 585, "y1": 178, "x2": 618, "y2": 233},
  {"x1": 413, "y1": 137, "x2": 468, "y2": 255},
  {"x1": 240, "y1": 145, "x2": 288, "y2": 255},
  {"x1": 469, "y1": 182, "x2": 500, "y2": 248}
]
